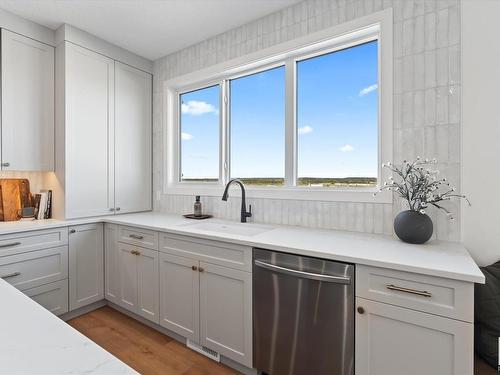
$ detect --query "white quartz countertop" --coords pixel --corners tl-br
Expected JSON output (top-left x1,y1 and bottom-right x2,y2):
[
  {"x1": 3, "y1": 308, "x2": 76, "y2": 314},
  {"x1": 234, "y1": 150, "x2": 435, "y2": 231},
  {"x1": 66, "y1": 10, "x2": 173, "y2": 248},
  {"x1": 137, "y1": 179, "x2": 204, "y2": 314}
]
[
  {"x1": 0, "y1": 211, "x2": 485, "y2": 283},
  {"x1": 0, "y1": 279, "x2": 137, "y2": 375}
]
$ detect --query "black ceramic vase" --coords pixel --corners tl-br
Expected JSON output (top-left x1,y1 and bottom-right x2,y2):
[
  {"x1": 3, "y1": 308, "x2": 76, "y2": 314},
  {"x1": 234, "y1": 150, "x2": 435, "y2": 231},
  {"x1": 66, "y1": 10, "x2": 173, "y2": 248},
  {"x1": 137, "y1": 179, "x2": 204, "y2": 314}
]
[{"x1": 394, "y1": 210, "x2": 433, "y2": 244}]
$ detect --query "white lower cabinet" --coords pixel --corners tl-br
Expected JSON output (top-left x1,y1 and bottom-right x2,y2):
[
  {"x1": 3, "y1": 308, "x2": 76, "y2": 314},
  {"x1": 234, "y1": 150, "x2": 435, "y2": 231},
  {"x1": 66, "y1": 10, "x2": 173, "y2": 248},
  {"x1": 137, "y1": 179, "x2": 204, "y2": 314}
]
[
  {"x1": 199, "y1": 262, "x2": 252, "y2": 367},
  {"x1": 159, "y1": 252, "x2": 200, "y2": 341},
  {"x1": 159, "y1": 245, "x2": 253, "y2": 368},
  {"x1": 104, "y1": 224, "x2": 120, "y2": 305},
  {"x1": 68, "y1": 224, "x2": 104, "y2": 310},
  {"x1": 116, "y1": 242, "x2": 159, "y2": 324},
  {"x1": 355, "y1": 297, "x2": 473, "y2": 375},
  {"x1": 24, "y1": 280, "x2": 68, "y2": 316}
]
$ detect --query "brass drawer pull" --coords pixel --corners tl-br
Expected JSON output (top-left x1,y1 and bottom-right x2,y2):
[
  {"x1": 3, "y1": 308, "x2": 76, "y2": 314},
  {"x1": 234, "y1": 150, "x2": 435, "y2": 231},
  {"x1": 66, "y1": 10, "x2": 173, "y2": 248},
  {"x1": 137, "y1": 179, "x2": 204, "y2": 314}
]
[
  {"x1": 198, "y1": 267, "x2": 204, "y2": 273},
  {"x1": 386, "y1": 284, "x2": 432, "y2": 298},
  {"x1": 129, "y1": 234, "x2": 144, "y2": 240},
  {"x1": 0, "y1": 242, "x2": 21, "y2": 248},
  {"x1": 130, "y1": 250, "x2": 141, "y2": 256},
  {"x1": 1, "y1": 271, "x2": 21, "y2": 279},
  {"x1": 192, "y1": 265, "x2": 198, "y2": 271}
]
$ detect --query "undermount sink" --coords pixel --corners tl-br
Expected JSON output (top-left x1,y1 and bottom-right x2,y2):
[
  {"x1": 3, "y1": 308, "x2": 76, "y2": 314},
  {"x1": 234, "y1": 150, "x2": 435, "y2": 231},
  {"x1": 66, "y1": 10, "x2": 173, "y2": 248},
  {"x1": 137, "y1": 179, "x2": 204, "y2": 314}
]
[{"x1": 180, "y1": 221, "x2": 274, "y2": 237}]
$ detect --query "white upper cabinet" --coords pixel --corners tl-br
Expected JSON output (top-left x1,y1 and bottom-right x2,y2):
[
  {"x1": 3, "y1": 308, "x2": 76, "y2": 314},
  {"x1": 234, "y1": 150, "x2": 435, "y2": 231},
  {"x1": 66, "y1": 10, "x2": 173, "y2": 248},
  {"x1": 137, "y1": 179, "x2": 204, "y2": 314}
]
[
  {"x1": 114, "y1": 62, "x2": 152, "y2": 214},
  {"x1": 57, "y1": 41, "x2": 152, "y2": 220},
  {"x1": 64, "y1": 43, "x2": 115, "y2": 218},
  {"x1": 1, "y1": 29, "x2": 54, "y2": 171}
]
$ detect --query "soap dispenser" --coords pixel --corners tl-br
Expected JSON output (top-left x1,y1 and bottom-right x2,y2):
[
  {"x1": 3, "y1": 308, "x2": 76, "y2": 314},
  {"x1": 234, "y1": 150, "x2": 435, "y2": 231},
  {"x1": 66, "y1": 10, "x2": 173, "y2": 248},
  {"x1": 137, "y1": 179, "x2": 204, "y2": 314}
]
[{"x1": 194, "y1": 196, "x2": 202, "y2": 217}]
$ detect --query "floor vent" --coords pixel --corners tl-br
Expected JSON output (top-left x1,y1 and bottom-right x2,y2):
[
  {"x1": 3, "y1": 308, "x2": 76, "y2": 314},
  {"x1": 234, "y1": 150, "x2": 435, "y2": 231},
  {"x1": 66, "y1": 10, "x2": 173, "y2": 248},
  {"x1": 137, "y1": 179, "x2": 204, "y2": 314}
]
[{"x1": 186, "y1": 339, "x2": 220, "y2": 362}]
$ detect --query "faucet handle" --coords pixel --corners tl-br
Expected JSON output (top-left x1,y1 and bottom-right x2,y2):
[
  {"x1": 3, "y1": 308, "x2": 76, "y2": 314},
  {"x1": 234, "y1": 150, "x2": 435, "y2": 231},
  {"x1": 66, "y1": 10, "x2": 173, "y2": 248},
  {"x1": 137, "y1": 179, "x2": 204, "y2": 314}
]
[{"x1": 247, "y1": 204, "x2": 252, "y2": 218}]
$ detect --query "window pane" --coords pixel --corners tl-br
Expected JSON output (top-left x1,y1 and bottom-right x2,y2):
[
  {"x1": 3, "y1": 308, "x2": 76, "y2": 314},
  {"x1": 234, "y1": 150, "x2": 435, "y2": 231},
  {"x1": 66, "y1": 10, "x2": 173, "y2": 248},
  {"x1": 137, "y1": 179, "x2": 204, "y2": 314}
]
[
  {"x1": 296, "y1": 41, "x2": 378, "y2": 188},
  {"x1": 230, "y1": 66, "x2": 285, "y2": 186},
  {"x1": 180, "y1": 85, "x2": 220, "y2": 182}
]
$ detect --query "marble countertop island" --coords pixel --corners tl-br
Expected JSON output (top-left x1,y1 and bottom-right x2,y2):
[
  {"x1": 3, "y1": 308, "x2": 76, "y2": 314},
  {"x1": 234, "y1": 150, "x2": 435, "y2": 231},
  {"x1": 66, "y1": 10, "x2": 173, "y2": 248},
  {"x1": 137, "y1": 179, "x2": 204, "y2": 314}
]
[{"x1": 0, "y1": 279, "x2": 137, "y2": 375}]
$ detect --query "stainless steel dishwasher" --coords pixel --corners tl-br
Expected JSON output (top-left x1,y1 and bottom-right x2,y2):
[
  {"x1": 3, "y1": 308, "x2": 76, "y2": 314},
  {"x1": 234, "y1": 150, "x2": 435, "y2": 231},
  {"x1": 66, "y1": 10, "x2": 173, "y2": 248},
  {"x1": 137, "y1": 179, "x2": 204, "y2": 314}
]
[{"x1": 253, "y1": 248, "x2": 354, "y2": 375}]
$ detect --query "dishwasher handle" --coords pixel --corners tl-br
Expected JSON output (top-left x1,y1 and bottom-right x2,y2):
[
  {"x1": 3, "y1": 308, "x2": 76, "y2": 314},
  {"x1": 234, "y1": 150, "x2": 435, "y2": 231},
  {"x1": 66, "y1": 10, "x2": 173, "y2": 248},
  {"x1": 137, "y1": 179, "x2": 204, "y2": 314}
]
[{"x1": 254, "y1": 259, "x2": 351, "y2": 284}]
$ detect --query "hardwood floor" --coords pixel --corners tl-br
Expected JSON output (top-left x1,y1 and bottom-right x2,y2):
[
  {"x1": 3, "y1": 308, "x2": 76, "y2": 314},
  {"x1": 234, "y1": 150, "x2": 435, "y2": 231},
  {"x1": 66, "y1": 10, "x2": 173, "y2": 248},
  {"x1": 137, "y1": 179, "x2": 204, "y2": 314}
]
[
  {"x1": 476, "y1": 355, "x2": 498, "y2": 375},
  {"x1": 67, "y1": 306, "x2": 240, "y2": 375}
]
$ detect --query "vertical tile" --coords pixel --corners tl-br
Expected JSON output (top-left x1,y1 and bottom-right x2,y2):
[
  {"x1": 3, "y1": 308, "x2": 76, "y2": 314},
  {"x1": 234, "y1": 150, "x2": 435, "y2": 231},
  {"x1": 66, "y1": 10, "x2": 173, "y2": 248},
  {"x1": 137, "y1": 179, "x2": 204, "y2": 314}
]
[
  {"x1": 448, "y1": 85, "x2": 461, "y2": 124},
  {"x1": 436, "y1": 86, "x2": 449, "y2": 124},
  {"x1": 424, "y1": 87, "x2": 437, "y2": 126},
  {"x1": 414, "y1": 15, "x2": 425, "y2": 54},
  {"x1": 402, "y1": 18, "x2": 415, "y2": 56},
  {"x1": 413, "y1": 90, "x2": 425, "y2": 127},
  {"x1": 436, "y1": 47, "x2": 449, "y2": 86},
  {"x1": 424, "y1": 50, "x2": 436, "y2": 89},
  {"x1": 413, "y1": 53, "x2": 425, "y2": 91},
  {"x1": 402, "y1": 54, "x2": 414, "y2": 92},
  {"x1": 448, "y1": 44, "x2": 461, "y2": 85},
  {"x1": 436, "y1": 7, "x2": 449, "y2": 49}
]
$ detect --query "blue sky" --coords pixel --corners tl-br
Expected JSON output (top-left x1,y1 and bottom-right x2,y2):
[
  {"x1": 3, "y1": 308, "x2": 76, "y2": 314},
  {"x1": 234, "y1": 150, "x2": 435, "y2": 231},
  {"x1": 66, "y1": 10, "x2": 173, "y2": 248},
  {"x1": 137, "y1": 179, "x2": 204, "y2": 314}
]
[{"x1": 180, "y1": 40, "x2": 378, "y2": 180}]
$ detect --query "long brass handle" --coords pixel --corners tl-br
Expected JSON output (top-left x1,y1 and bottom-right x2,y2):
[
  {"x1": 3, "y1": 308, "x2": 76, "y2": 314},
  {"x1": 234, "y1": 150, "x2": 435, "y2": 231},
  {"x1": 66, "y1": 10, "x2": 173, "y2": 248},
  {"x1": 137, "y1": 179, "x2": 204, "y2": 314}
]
[
  {"x1": 1, "y1": 271, "x2": 21, "y2": 279},
  {"x1": 0, "y1": 242, "x2": 21, "y2": 248},
  {"x1": 386, "y1": 284, "x2": 432, "y2": 298},
  {"x1": 129, "y1": 234, "x2": 144, "y2": 240}
]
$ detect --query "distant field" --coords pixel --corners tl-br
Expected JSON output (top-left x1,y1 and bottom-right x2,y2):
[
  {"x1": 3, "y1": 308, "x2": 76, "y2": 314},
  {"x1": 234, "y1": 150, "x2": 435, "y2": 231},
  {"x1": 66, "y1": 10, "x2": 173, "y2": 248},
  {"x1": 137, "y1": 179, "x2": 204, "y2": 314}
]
[{"x1": 181, "y1": 177, "x2": 377, "y2": 187}]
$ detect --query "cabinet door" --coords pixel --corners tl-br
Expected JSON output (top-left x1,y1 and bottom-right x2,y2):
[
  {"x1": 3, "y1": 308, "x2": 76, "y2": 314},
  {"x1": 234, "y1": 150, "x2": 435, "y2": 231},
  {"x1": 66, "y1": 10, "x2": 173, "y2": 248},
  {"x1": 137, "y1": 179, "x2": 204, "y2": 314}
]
[
  {"x1": 355, "y1": 297, "x2": 473, "y2": 375},
  {"x1": 65, "y1": 42, "x2": 114, "y2": 218},
  {"x1": 114, "y1": 62, "x2": 152, "y2": 214},
  {"x1": 117, "y1": 243, "x2": 138, "y2": 312},
  {"x1": 159, "y1": 253, "x2": 199, "y2": 341},
  {"x1": 199, "y1": 262, "x2": 252, "y2": 367},
  {"x1": 104, "y1": 224, "x2": 120, "y2": 304},
  {"x1": 1, "y1": 29, "x2": 54, "y2": 171},
  {"x1": 24, "y1": 280, "x2": 68, "y2": 316},
  {"x1": 136, "y1": 247, "x2": 159, "y2": 323},
  {"x1": 68, "y1": 224, "x2": 104, "y2": 310}
]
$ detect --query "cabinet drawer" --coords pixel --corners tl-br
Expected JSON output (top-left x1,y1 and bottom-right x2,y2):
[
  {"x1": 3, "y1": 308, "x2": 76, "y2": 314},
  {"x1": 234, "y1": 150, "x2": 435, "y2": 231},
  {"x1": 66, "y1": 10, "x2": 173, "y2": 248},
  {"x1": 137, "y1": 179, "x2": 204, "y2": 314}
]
[
  {"x1": 0, "y1": 227, "x2": 68, "y2": 257},
  {"x1": 118, "y1": 226, "x2": 158, "y2": 250},
  {"x1": 0, "y1": 246, "x2": 68, "y2": 291},
  {"x1": 24, "y1": 279, "x2": 68, "y2": 316},
  {"x1": 160, "y1": 233, "x2": 252, "y2": 272},
  {"x1": 356, "y1": 265, "x2": 473, "y2": 322}
]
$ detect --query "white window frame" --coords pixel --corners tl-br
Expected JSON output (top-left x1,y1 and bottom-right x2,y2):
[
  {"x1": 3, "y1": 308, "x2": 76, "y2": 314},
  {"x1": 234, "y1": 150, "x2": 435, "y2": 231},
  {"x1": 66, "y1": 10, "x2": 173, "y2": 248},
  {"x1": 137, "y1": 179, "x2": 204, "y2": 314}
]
[{"x1": 164, "y1": 9, "x2": 393, "y2": 203}]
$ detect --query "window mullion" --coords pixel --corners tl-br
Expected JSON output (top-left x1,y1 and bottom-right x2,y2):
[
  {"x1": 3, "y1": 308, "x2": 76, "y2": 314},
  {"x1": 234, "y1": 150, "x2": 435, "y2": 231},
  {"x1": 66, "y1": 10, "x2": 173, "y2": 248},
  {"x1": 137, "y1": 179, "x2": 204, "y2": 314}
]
[
  {"x1": 284, "y1": 58, "x2": 296, "y2": 187},
  {"x1": 221, "y1": 79, "x2": 230, "y2": 185}
]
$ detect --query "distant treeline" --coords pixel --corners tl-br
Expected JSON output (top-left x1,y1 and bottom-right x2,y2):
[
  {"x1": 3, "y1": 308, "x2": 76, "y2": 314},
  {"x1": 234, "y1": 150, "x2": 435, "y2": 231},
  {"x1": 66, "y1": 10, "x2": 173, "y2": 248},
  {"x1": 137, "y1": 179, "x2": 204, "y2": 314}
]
[{"x1": 182, "y1": 177, "x2": 376, "y2": 187}]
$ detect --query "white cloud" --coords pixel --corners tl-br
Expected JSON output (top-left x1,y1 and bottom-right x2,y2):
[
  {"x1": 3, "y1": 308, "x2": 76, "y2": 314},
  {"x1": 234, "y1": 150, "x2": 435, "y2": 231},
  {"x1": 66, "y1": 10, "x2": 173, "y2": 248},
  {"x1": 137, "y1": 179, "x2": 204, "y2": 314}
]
[
  {"x1": 181, "y1": 132, "x2": 193, "y2": 141},
  {"x1": 181, "y1": 100, "x2": 218, "y2": 116},
  {"x1": 359, "y1": 83, "x2": 378, "y2": 97},
  {"x1": 340, "y1": 144, "x2": 355, "y2": 152},
  {"x1": 298, "y1": 125, "x2": 313, "y2": 135}
]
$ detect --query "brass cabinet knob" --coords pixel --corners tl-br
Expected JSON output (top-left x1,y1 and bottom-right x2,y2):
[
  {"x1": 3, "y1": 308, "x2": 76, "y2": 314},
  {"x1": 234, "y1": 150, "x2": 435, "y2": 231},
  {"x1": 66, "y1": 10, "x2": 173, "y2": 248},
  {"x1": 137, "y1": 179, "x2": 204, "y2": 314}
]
[
  {"x1": 357, "y1": 306, "x2": 365, "y2": 314},
  {"x1": 192, "y1": 265, "x2": 198, "y2": 271},
  {"x1": 198, "y1": 267, "x2": 204, "y2": 273}
]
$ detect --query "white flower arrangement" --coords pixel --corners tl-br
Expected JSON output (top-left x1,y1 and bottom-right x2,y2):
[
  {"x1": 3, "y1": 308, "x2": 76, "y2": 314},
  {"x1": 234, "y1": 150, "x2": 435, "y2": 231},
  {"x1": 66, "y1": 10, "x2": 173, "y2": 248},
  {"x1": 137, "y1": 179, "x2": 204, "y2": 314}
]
[{"x1": 376, "y1": 157, "x2": 470, "y2": 220}]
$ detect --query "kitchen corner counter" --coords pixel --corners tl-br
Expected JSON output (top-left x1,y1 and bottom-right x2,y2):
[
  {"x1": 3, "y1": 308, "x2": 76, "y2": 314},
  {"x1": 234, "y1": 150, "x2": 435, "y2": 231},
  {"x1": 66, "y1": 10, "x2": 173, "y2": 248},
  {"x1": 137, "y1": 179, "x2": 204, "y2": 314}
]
[
  {"x1": 0, "y1": 212, "x2": 485, "y2": 283},
  {"x1": 0, "y1": 278, "x2": 137, "y2": 375}
]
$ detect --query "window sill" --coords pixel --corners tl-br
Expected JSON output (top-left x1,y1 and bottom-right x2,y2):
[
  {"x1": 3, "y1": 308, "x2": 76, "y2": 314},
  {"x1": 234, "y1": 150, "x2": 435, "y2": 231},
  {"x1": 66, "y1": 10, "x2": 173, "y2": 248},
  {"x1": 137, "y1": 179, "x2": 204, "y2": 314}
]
[{"x1": 163, "y1": 185, "x2": 392, "y2": 204}]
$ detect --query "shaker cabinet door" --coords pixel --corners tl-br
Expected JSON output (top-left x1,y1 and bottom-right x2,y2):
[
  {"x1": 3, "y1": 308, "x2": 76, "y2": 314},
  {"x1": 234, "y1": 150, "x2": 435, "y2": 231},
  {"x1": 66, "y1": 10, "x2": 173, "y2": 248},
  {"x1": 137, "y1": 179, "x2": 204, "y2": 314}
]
[
  {"x1": 159, "y1": 252, "x2": 200, "y2": 341},
  {"x1": 65, "y1": 42, "x2": 115, "y2": 219},
  {"x1": 199, "y1": 262, "x2": 252, "y2": 368},
  {"x1": 136, "y1": 247, "x2": 159, "y2": 323},
  {"x1": 355, "y1": 297, "x2": 473, "y2": 375},
  {"x1": 114, "y1": 62, "x2": 152, "y2": 214},
  {"x1": 68, "y1": 224, "x2": 104, "y2": 310},
  {"x1": 1, "y1": 29, "x2": 54, "y2": 171}
]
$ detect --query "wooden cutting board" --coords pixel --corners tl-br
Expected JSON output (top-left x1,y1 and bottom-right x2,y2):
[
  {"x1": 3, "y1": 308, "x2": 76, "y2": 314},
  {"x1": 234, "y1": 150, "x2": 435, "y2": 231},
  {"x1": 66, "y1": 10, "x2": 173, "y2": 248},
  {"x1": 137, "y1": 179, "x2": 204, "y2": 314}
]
[{"x1": 0, "y1": 179, "x2": 32, "y2": 221}]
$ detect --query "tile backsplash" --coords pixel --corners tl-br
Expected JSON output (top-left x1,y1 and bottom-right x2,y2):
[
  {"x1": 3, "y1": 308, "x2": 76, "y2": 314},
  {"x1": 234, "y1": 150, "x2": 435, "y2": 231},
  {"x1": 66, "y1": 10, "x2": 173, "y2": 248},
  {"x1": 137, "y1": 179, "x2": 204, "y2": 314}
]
[{"x1": 153, "y1": 0, "x2": 462, "y2": 241}]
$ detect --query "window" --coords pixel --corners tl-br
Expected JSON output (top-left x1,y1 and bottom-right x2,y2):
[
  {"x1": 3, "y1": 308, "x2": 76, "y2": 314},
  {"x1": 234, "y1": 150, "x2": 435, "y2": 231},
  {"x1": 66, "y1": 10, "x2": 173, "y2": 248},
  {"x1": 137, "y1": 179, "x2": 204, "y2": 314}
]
[
  {"x1": 179, "y1": 85, "x2": 220, "y2": 182},
  {"x1": 165, "y1": 13, "x2": 393, "y2": 202},
  {"x1": 296, "y1": 41, "x2": 378, "y2": 188},
  {"x1": 230, "y1": 66, "x2": 286, "y2": 186}
]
